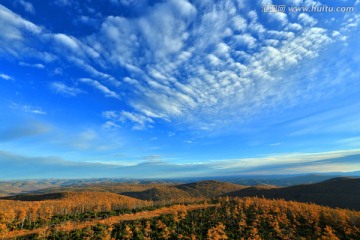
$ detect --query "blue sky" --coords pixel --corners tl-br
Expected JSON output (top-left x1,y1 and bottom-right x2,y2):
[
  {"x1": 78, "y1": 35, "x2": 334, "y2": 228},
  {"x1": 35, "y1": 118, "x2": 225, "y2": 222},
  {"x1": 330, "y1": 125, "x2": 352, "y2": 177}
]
[{"x1": 0, "y1": 0, "x2": 360, "y2": 180}]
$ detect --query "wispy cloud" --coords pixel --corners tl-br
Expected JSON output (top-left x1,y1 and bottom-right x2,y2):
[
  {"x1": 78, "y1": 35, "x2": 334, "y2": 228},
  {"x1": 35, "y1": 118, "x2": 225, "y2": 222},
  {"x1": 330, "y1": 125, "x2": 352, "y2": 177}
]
[
  {"x1": 53, "y1": 0, "x2": 71, "y2": 7},
  {"x1": 50, "y1": 81, "x2": 82, "y2": 96},
  {"x1": 9, "y1": 102, "x2": 47, "y2": 115},
  {"x1": 337, "y1": 137, "x2": 360, "y2": 148},
  {"x1": 0, "y1": 121, "x2": 50, "y2": 141},
  {"x1": 79, "y1": 78, "x2": 120, "y2": 99},
  {"x1": 1, "y1": 149, "x2": 359, "y2": 180},
  {"x1": 102, "y1": 110, "x2": 154, "y2": 130},
  {"x1": 15, "y1": 0, "x2": 35, "y2": 14},
  {"x1": 19, "y1": 61, "x2": 44, "y2": 69},
  {"x1": 210, "y1": 149, "x2": 360, "y2": 170},
  {"x1": 0, "y1": 73, "x2": 12, "y2": 80},
  {"x1": 0, "y1": 4, "x2": 42, "y2": 57},
  {"x1": 286, "y1": 102, "x2": 360, "y2": 136}
]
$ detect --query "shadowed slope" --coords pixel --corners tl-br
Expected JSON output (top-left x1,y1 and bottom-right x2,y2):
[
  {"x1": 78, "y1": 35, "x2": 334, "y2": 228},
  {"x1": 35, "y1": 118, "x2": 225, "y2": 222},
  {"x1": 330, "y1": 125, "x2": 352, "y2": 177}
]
[
  {"x1": 122, "y1": 186, "x2": 193, "y2": 202},
  {"x1": 225, "y1": 177, "x2": 360, "y2": 210},
  {"x1": 175, "y1": 180, "x2": 247, "y2": 198}
]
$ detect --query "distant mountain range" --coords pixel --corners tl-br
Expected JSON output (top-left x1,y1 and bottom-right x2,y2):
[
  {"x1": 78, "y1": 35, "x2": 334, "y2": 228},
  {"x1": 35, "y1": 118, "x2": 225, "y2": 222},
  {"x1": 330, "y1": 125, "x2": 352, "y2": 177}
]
[
  {"x1": 1, "y1": 173, "x2": 359, "y2": 204},
  {"x1": 1, "y1": 176, "x2": 359, "y2": 211},
  {"x1": 178, "y1": 172, "x2": 360, "y2": 186}
]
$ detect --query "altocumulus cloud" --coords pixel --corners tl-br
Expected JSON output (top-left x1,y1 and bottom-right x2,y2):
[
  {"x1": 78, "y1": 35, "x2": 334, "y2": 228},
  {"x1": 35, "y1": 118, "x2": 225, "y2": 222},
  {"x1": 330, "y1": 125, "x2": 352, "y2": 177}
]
[
  {"x1": 0, "y1": 0, "x2": 359, "y2": 132},
  {"x1": 82, "y1": 1, "x2": 359, "y2": 130}
]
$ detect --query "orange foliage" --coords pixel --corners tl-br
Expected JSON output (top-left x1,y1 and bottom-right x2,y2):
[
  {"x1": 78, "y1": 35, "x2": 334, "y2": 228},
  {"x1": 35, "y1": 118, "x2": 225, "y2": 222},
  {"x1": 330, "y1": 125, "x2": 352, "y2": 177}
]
[{"x1": 0, "y1": 191, "x2": 150, "y2": 230}]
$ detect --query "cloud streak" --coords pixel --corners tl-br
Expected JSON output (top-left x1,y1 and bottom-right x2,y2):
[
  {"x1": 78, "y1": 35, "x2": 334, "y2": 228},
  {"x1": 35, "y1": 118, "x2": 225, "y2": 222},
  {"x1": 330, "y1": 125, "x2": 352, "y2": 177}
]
[
  {"x1": 50, "y1": 82, "x2": 82, "y2": 96},
  {"x1": 1, "y1": 149, "x2": 359, "y2": 180},
  {"x1": 0, "y1": 73, "x2": 12, "y2": 80},
  {"x1": 9, "y1": 102, "x2": 46, "y2": 115},
  {"x1": 79, "y1": 78, "x2": 120, "y2": 99},
  {"x1": 0, "y1": 121, "x2": 50, "y2": 142}
]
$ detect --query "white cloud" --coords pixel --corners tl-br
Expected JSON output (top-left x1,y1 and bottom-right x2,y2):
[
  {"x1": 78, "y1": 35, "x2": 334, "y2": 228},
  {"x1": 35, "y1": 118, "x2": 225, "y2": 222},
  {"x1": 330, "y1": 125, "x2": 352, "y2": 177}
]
[
  {"x1": 0, "y1": 1, "x2": 353, "y2": 132},
  {"x1": 53, "y1": 33, "x2": 80, "y2": 51},
  {"x1": 15, "y1": 0, "x2": 35, "y2": 14},
  {"x1": 233, "y1": 33, "x2": 257, "y2": 49},
  {"x1": 102, "y1": 110, "x2": 154, "y2": 130},
  {"x1": 119, "y1": 111, "x2": 154, "y2": 130},
  {"x1": 232, "y1": 16, "x2": 247, "y2": 32},
  {"x1": 102, "y1": 121, "x2": 121, "y2": 130},
  {"x1": 0, "y1": 8, "x2": 111, "y2": 84},
  {"x1": 87, "y1": 0, "x2": 197, "y2": 72},
  {"x1": 19, "y1": 61, "x2": 44, "y2": 69},
  {"x1": 0, "y1": 73, "x2": 12, "y2": 80},
  {"x1": 0, "y1": 4, "x2": 42, "y2": 57},
  {"x1": 338, "y1": 137, "x2": 360, "y2": 147},
  {"x1": 1, "y1": 147, "x2": 359, "y2": 179},
  {"x1": 288, "y1": 23, "x2": 302, "y2": 31},
  {"x1": 287, "y1": 102, "x2": 360, "y2": 136},
  {"x1": 268, "y1": 12, "x2": 288, "y2": 26},
  {"x1": 53, "y1": 0, "x2": 73, "y2": 7},
  {"x1": 79, "y1": 78, "x2": 120, "y2": 99},
  {"x1": 207, "y1": 54, "x2": 221, "y2": 65},
  {"x1": 208, "y1": 149, "x2": 360, "y2": 174},
  {"x1": 50, "y1": 82, "x2": 82, "y2": 96},
  {"x1": 102, "y1": 111, "x2": 118, "y2": 119},
  {"x1": 9, "y1": 102, "x2": 46, "y2": 115},
  {"x1": 298, "y1": 13, "x2": 317, "y2": 26},
  {"x1": 287, "y1": 0, "x2": 303, "y2": 6}
]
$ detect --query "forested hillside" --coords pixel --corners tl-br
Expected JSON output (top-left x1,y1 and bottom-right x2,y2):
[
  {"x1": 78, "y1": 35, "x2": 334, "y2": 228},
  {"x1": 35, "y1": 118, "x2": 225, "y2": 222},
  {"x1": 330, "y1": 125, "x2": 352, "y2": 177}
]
[
  {"x1": 1, "y1": 178, "x2": 360, "y2": 239},
  {"x1": 1, "y1": 197, "x2": 360, "y2": 239},
  {"x1": 225, "y1": 177, "x2": 360, "y2": 210},
  {"x1": 121, "y1": 180, "x2": 246, "y2": 202}
]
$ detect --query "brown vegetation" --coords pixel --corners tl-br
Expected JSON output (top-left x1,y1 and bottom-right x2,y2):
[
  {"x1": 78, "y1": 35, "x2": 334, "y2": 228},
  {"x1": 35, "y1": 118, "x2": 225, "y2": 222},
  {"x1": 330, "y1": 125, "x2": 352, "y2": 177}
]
[
  {"x1": 225, "y1": 177, "x2": 360, "y2": 210},
  {"x1": 0, "y1": 191, "x2": 149, "y2": 234},
  {"x1": 1, "y1": 203, "x2": 214, "y2": 239},
  {"x1": 121, "y1": 180, "x2": 246, "y2": 202}
]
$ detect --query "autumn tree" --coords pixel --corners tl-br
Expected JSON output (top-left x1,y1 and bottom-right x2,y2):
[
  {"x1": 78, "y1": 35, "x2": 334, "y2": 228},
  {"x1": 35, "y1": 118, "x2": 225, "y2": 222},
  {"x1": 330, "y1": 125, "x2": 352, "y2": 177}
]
[{"x1": 207, "y1": 222, "x2": 228, "y2": 240}]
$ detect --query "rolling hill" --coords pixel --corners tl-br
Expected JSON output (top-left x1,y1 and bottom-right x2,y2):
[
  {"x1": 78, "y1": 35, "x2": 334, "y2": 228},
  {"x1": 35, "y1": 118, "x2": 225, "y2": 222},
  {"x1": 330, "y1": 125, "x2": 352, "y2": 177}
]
[
  {"x1": 121, "y1": 180, "x2": 247, "y2": 202},
  {"x1": 225, "y1": 177, "x2": 360, "y2": 210},
  {"x1": 174, "y1": 180, "x2": 247, "y2": 198},
  {"x1": 121, "y1": 186, "x2": 194, "y2": 202},
  {"x1": 0, "y1": 179, "x2": 179, "y2": 197}
]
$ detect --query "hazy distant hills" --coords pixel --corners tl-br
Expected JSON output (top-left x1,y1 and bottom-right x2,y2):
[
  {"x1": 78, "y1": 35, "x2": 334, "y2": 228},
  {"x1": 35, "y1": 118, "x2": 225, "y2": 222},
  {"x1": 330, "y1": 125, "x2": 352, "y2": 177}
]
[
  {"x1": 0, "y1": 180, "x2": 245, "y2": 204},
  {"x1": 1, "y1": 175, "x2": 360, "y2": 212},
  {"x1": 1, "y1": 172, "x2": 359, "y2": 197},
  {"x1": 1, "y1": 177, "x2": 360, "y2": 211},
  {"x1": 0, "y1": 179, "x2": 177, "y2": 197},
  {"x1": 214, "y1": 173, "x2": 359, "y2": 186},
  {"x1": 225, "y1": 177, "x2": 360, "y2": 210},
  {"x1": 0, "y1": 180, "x2": 246, "y2": 203}
]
